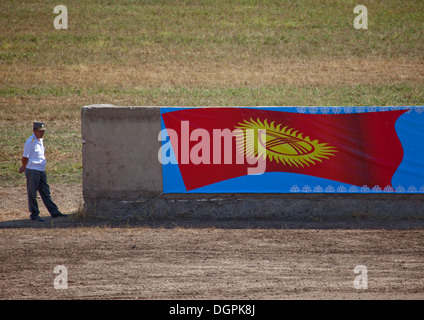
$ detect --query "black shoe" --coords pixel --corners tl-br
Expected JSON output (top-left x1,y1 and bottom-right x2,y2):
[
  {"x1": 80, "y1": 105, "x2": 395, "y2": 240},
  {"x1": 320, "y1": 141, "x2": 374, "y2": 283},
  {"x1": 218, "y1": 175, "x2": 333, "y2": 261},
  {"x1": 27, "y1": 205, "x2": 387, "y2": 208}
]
[
  {"x1": 52, "y1": 212, "x2": 68, "y2": 218},
  {"x1": 31, "y1": 215, "x2": 44, "y2": 221}
]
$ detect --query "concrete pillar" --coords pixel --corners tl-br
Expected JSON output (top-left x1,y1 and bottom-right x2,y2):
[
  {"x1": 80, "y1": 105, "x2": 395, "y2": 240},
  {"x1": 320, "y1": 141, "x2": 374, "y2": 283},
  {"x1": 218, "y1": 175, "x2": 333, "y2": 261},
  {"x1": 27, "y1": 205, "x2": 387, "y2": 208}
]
[{"x1": 82, "y1": 105, "x2": 162, "y2": 203}]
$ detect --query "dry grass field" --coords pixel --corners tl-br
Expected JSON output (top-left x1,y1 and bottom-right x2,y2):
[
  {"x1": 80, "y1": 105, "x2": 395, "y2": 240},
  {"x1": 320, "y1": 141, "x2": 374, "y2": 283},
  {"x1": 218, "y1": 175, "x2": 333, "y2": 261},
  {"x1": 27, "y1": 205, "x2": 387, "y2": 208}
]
[{"x1": 1, "y1": 0, "x2": 424, "y2": 301}]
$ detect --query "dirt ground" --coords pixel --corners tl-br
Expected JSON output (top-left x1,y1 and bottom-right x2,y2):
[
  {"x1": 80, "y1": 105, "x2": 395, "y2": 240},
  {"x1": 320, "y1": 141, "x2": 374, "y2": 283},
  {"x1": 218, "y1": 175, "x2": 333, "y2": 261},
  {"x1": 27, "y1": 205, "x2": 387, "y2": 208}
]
[{"x1": 1, "y1": 184, "x2": 424, "y2": 300}]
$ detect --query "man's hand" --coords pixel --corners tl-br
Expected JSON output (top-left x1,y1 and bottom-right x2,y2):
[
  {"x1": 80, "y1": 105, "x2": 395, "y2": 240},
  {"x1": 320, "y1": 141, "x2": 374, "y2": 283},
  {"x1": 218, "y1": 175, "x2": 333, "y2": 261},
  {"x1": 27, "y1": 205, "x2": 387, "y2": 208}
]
[{"x1": 20, "y1": 157, "x2": 28, "y2": 174}]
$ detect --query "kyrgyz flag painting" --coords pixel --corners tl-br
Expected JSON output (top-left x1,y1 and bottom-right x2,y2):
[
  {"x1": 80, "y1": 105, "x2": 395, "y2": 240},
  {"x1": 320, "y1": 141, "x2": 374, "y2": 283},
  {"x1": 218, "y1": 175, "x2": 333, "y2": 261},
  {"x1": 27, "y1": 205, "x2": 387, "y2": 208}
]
[{"x1": 160, "y1": 107, "x2": 424, "y2": 193}]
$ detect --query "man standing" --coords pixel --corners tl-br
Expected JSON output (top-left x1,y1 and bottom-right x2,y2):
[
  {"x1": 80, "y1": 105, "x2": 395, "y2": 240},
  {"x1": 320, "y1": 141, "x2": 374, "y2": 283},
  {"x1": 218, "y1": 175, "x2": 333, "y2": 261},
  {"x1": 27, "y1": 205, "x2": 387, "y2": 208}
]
[{"x1": 19, "y1": 122, "x2": 67, "y2": 221}]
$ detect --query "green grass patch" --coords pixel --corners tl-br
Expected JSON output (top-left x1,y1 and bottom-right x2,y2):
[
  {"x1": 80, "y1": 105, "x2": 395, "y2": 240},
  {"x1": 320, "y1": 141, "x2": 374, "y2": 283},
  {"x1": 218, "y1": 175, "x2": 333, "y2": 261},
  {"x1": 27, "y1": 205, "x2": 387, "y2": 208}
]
[
  {"x1": 1, "y1": 0, "x2": 423, "y2": 187},
  {"x1": 1, "y1": 84, "x2": 423, "y2": 106},
  {"x1": 1, "y1": 0, "x2": 423, "y2": 65}
]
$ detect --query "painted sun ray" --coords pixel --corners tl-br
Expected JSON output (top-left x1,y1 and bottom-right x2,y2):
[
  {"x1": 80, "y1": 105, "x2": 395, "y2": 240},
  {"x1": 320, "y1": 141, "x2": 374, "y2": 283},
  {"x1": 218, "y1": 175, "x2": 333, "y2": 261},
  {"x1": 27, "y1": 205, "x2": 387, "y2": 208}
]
[{"x1": 235, "y1": 118, "x2": 337, "y2": 166}]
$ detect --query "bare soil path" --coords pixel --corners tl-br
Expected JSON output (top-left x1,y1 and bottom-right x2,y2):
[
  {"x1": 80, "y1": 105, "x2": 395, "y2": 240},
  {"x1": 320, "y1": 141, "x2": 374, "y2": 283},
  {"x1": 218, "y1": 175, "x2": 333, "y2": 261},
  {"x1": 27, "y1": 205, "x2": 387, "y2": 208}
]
[{"x1": 1, "y1": 185, "x2": 423, "y2": 300}]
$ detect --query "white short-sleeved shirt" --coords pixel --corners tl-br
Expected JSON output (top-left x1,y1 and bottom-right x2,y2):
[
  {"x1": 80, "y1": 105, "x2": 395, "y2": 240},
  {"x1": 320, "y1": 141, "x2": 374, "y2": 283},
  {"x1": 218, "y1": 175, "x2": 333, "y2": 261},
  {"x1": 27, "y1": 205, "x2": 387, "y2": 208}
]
[{"x1": 23, "y1": 133, "x2": 46, "y2": 171}]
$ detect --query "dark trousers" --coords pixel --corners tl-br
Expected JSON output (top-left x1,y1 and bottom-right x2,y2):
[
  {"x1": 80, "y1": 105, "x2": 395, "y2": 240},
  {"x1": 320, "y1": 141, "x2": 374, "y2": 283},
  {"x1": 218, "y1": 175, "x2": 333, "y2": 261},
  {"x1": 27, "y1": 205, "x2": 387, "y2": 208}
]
[{"x1": 25, "y1": 168, "x2": 60, "y2": 218}]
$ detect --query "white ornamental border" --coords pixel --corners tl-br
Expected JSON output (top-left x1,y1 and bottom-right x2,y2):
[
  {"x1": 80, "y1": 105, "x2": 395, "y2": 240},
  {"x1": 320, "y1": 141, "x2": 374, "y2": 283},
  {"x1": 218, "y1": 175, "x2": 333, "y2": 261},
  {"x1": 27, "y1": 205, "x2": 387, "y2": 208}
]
[
  {"x1": 295, "y1": 106, "x2": 424, "y2": 114},
  {"x1": 290, "y1": 184, "x2": 424, "y2": 193}
]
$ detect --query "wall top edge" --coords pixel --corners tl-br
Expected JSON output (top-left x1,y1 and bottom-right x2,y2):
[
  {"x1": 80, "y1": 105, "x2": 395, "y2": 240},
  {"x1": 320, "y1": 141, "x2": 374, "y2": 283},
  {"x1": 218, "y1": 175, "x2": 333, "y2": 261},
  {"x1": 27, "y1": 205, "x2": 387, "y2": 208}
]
[{"x1": 82, "y1": 105, "x2": 423, "y2": 109}]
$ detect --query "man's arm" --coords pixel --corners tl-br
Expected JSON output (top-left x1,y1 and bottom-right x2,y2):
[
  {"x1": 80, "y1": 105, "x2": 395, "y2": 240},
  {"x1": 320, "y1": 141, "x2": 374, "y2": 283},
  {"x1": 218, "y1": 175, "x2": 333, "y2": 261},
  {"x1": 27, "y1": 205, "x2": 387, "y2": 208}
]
[{"x1": 19, "y1": 157, "x2": 28, "y2": 173}]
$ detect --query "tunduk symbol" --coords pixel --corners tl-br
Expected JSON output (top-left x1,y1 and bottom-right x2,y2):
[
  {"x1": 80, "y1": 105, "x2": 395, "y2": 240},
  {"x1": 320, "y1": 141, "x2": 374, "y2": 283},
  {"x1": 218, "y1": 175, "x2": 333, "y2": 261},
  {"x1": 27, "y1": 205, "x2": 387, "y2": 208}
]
[{"x1": 235, "y1": 118, "x2": 337, "y2": 167}]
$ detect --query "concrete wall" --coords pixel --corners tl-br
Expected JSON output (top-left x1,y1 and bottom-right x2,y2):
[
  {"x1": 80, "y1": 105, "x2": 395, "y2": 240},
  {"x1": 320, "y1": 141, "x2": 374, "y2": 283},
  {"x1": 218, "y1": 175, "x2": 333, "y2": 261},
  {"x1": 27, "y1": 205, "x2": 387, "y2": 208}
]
[
  {"x1": 82, "y1": 105, "x2": 162, "y2": 202},
  {"x1": 81, "y1": 105, "x2": 424, "y2": 224}
]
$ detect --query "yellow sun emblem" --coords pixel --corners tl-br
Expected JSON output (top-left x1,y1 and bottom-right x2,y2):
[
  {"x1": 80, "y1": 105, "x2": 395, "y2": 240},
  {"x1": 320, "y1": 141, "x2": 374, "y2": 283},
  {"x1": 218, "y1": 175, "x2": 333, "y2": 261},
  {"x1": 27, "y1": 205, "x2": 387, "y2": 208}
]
[{"x1": 234, "y1": 118, "x2": 337, "y2": 167}]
